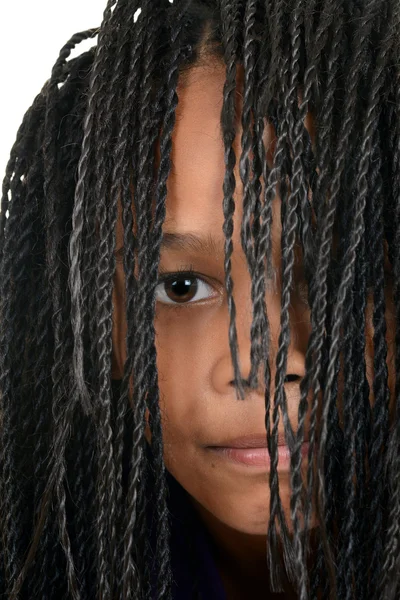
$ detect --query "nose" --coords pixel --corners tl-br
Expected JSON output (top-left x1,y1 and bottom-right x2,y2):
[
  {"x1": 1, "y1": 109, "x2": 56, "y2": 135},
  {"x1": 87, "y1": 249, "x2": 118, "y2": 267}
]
[
  {"x1": 233, "y1": 372, "x2": 302, "y2": 389},
  {"x1": 212, "y1": 286, "x2": 308, "y2": 399}
]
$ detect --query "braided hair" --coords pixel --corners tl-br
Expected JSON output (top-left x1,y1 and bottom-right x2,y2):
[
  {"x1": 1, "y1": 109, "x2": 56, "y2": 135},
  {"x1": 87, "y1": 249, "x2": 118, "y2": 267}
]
[{"x1": 1, "y1": 0, "x2": 400, "y2": 598}]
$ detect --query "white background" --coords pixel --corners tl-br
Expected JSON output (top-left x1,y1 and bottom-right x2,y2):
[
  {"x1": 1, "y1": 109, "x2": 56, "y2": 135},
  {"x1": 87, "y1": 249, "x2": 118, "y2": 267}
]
[{"x1": 0, "y1": 1, "x2": 106, "y2": 203}]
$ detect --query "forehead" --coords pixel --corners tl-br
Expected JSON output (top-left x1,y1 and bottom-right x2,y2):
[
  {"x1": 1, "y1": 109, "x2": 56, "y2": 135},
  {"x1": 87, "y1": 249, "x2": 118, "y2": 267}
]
[
  {"x1": 164, "y1": 62, "x2": 315, "y2": 234},
  {"x1": 165, "y1": 62, "x2": 233, "y2": 231}
]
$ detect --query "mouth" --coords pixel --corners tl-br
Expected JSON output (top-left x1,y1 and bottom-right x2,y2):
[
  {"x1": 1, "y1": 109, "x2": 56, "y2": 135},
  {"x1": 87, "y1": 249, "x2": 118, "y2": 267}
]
[
  {"x1": 208, "y1": 443, "x2": 309, "y2": 468},
  {"x1": 206, "y1": 433, "x2": 310, "y2": 469}
]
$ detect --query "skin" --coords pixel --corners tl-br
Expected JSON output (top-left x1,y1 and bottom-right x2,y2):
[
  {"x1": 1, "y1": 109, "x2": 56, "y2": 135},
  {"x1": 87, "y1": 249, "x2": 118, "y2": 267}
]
[{"x1": 111, "y1": 60, "x2": 396, "y2": 598}]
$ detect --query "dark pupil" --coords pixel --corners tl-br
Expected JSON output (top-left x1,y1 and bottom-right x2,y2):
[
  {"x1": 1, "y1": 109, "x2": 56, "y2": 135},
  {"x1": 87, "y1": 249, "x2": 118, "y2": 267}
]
[{"x1": 166, "y1": 277, "x2": 198, "y2": 303}]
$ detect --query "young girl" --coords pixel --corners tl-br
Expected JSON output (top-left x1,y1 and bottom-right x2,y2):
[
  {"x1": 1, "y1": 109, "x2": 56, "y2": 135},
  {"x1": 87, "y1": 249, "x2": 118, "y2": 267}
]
[{"x1": 1, "y1": 0, "x2": 399, "y2": 598}]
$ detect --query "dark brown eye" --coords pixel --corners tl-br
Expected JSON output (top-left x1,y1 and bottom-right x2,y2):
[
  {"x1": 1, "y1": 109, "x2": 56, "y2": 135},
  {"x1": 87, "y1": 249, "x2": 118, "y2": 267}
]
[
  {"x1": 155, "y1": 271, "x2": 216, "y2": 306},
  {"x1": 162, "y1": 275, "x2": 198, "y2": 304}
]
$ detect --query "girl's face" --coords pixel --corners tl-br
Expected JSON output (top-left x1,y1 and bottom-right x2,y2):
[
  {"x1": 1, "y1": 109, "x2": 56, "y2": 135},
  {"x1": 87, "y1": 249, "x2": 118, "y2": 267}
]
[{"x1": 111, "y1": 61, "x2": 396, "y2": 545}]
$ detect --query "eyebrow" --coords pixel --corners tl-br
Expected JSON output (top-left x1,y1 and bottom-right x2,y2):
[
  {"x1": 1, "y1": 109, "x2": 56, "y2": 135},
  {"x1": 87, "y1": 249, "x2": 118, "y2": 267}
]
[
  {"x1": 115, "y1": 230, "x2": 284, "y2": 289},
  {"x1": 114, "y1": 231, "x2": 224, "y2": 259},
  {"x1": 160, "y1": 231, "x2": 225, "y2": 257},
  {"x1": 161, "y1": 230, "x2": 283, "y2": 291}
]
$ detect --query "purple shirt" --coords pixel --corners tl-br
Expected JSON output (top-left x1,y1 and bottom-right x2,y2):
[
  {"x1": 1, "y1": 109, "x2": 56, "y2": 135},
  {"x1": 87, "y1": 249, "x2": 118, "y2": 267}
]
[
  {"x1": 167, "y1": 470, "x2": 227, "y2": 600},
  {"x1": 148, "y1": 466, "x2": 227, "y2": 599}
]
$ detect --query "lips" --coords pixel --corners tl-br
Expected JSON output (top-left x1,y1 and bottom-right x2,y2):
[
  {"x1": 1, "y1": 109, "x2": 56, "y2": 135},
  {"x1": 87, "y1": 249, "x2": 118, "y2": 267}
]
[
  {"x1": 208, "y1": 431, "x2": 307, "y2": 449},
  {"x1": 208, "y1": 439, "x2": 310, "y2": 468}
]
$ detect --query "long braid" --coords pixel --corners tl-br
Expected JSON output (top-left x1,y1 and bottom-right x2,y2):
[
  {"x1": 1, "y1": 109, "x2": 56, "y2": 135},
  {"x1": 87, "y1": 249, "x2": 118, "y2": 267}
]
[
  {"x1": 143, "y1": 4, "x2": 196, "y2": 598},
  {"x1": 277, "y1": 2, "x2": 313, "y2": 596},
  {"x1": 293, "y1": 4, "x2": 344, "y2": 586},
  {"x1": 109, "y1": 5, "x2": 151, "y2": 595},
  {"x1": 0, "y1": 86, "x2": 50, "y2": 595},
  {"x1": 248, "y1": 3, "x2": 274, "y2": 396},
  {"x1": 367, "y1": 125, "x2": 389, "y2": 596},
  {"x1": 1, "y1": 148, "x2": 44, "y2": 598},
  {"x1": 84, "y1": 2, "x2": 131, "y2": 385},
  {"x1": 61, "y1": 50, "x2": 99, "y2": 600},
  {"x1": 240, "y1": 0, "x2": 261, "y2": 389},
  {"x1": 219, "y1": 0, "x2": 247, "y2": 403},
  {"x1": 66, "y1": 10, "x2": 120, "y2": 584},
  {"x1": 29, "y1": 50, "x2": 95, "y2": 600},
  {"x1": 339, "y1": 261, "x2": 357, "y2": 600},
  {"x1": 7, "y1": 32, "x2": 99, "y2": 600},
  {"x1": 316, "y1": 2, "x2": 380, "y2": 591},
  {"x1": 351, "y1": 55, "x2": 388, "y2": 596},
  {"x1": 381, "y1": 64, "x2": 400, "y2": 600},
  {"x1": 353, "y1": 4, "x2": 397, "y2": 595},
  {"x1": 259, "y1": 0, "x2": 300, "y2": 591},
  {"x1": 252, "y1": 6, "x2": 298, "y2": 589},
  {"x1": 128, "y1": 8, "x2": 169, "y2": 595},
  {"x1": 119, "y1": 3, "x2": 174, "y2": 597},
  {"x1": 334, "y1": 58, "x2": 369, "y2": 597},
  {"x1": 250, "y1": 17, "x2": 275, "y2": 580},
  {"x1": 90, "y1": 4, "x2": 142, "y2": 595},
  {"x1": 306, "y1": 8, "x2": 346, "y2": 588},
  {"x1": 119, "y1": 6, "x2": 163, "y2": 598},
  {"x1": 351, "y1": 218, "x2": 370, "y2": 600},
  {"x1": 106, "y1": 4, "x2": 159, "y2": 597},
  {"x1": 68, "y1": 0, "x2": 117, "y2": 420},
  {"x1": 44, "y1": 32, "x2": 99, "y2": 600},
  {"x1": 110, "y1": 0, "x2": 146, "y2": 562}
]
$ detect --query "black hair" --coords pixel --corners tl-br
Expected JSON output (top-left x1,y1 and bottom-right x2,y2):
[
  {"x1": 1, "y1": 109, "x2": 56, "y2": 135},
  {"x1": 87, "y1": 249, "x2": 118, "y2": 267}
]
[{"x1": 1, "y1": 0, "x2": 400, "y2": 598}]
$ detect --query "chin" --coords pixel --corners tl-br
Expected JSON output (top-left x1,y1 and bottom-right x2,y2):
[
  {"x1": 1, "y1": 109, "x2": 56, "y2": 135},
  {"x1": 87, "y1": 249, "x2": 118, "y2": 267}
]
[{"x1": 189, "y1": 476, "x2": 319, "y2": 540}]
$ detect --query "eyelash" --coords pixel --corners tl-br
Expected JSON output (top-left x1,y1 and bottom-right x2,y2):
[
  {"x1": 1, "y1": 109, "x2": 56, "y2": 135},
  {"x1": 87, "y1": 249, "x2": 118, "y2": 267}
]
[{"x1": 158, "y1": 264, "x2": 195, "y2": 278}]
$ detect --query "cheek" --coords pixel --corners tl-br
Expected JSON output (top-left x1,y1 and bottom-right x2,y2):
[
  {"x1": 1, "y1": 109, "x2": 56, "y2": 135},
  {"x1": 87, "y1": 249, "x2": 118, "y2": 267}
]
[{"x1": 153, "y1": 308, "x2": 212, "y2": 449}]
